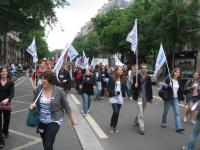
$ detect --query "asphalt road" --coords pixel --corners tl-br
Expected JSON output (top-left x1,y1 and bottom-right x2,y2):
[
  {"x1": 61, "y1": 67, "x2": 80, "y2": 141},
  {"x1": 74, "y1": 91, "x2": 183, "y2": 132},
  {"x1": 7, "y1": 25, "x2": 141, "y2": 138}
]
[
  {"x1": 4, "y1": 77, "x2": 200, "y2": 150},
  {"x1": 73, "y1": 86, "x2": 200, "y2": 150},
  {"x1": 3, "y1": 77, "x2": 81, "y2": 150}
]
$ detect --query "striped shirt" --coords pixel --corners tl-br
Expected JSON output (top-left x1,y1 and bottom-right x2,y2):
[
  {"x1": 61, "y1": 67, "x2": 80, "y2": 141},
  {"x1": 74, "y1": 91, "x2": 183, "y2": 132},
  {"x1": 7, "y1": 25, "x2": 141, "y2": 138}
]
[{"x1": 39, "y1": 95, "x2": 63, "y2": 125}]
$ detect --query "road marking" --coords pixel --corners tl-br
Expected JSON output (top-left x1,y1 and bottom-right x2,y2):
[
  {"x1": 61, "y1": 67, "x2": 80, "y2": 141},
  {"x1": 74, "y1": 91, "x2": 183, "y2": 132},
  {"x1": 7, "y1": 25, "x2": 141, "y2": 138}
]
[
  {"x1": 11, "y1": 139, "x2": 41, "y2": 150},
  {"x1": 13, "y1": 100, "x2": 31, "y2": 104},
  {"x1": 11, "y1": 109, "x2": 28, "y2": 114},
  {"x1": 15, "y1": 89, "x2": 32, "y2": 93},
  {"x1": 85, "y1": 114, "x2": 108, "y2": 139},
  {"x1": 9, "y1": 129, "x2": 40, "y2": 140},
  {"x1": 153, "y1": 96, "x2": 188, "y2": 108},
  {"x1": 69, "y1": 94, "x2": 81, "y2": 105},
  {"x1": 15, "y1": 77, "x2": 26, "y2": 87},
  {"x1": 14, "y1": 94, "x2": 33, "y2": 99},
  {"x1": 9, "y1": 129, "x2": 41, "y2": 150},
  {"x1": 70, "y1": 94, "x2": 108, "y2": 139}
]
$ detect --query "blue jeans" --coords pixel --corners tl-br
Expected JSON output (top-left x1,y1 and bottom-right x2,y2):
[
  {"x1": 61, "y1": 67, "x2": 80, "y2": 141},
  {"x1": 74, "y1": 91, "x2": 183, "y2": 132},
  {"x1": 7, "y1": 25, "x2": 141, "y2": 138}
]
[
  {"x1": 187, "y1": 119, "x2": 200, "y2": 150},
  {"x1": 93, "y1": 82, "x2": 101, "y2": 100},
  {"x1": 39, "y1": 122, "x2": 60, "y2": 150},
  {"x1": 161, "y1": 98, "x2": 182, "y2": 130},
  {"x1": 82, "y1": 93, "x2": 92, "y2": 114},
  {"x1": 127, "y1": 80, "x2": 133, "y2": 96}
]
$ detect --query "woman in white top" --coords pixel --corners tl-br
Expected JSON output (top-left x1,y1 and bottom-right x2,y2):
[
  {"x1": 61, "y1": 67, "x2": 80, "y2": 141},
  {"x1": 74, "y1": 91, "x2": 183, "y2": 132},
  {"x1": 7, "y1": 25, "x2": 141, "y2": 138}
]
[
  {"x1": 161, "y1": 67, "x2": 185, "y2": 132},
  {"x1": 106, "y1": 66, "x2": 132, "y2": 134}
]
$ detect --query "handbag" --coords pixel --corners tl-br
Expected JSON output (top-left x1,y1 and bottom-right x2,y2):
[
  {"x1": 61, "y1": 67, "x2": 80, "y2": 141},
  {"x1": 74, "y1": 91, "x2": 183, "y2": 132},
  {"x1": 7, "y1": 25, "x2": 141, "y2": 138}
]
[
  {"x1": 26, "y1": 106, "x2": 40, "y2": 127},
  {"x1": 26, "y1": 88, "x2": 43, "y2": 127},
  {"x1": 0, "y1": 102, "x2": 13, "y2": 110},
  {"x1": 158, "y1": 87, "x2": 173, "y2": 101}
]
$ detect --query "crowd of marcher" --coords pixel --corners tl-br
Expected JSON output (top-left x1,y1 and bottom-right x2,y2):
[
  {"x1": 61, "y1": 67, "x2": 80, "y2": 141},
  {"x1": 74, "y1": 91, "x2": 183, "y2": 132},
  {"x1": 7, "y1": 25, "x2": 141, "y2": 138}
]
[{"x1": 0, "y1": 59, "x2": 199, "y2": 150}]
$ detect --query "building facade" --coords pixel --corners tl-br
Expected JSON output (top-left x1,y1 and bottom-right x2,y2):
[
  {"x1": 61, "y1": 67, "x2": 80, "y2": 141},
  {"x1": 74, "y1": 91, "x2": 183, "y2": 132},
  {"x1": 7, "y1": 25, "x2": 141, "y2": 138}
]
[{"x1": 0, "y1": 32, "x2": 21, "y2": 66}]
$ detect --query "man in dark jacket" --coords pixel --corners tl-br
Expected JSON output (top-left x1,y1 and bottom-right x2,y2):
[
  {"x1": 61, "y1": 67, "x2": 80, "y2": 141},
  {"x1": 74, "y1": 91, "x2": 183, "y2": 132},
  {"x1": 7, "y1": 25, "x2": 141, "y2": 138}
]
[{"x1": 132, "y1": 63, "x2": 153, "y2": 135}]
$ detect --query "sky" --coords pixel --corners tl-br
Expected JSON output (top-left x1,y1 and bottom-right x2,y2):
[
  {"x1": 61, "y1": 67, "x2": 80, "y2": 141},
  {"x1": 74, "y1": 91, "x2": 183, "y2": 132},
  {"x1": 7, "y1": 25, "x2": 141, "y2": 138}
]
[{"x1": 46, "y1": 0, "x2": 108, "y2": 51}]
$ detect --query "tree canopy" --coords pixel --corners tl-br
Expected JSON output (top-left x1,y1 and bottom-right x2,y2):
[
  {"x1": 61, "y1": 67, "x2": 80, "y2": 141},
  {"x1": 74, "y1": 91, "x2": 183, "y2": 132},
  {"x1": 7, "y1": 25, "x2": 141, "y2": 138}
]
[
  {"x1": 0, "y1": 0, "x2": 69, "y2": 60},
  {"x1": 0, "y1": 0, "x2": 69, "y2": 33},
  {"x1": 73, "y1": 0, "x2": 200, "y2": 62}
]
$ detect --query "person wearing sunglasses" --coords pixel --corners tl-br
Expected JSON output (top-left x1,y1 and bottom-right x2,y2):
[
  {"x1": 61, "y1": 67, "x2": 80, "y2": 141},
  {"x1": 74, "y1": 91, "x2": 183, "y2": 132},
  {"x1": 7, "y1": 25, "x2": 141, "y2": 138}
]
[{"x1": 132, "y1": 63, "x2": 153, "y2": 135}]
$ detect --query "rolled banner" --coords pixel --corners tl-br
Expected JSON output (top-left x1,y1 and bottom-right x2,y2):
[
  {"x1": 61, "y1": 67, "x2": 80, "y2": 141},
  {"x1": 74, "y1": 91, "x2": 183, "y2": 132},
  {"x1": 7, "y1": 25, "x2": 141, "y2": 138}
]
[{"x1": 191, "y1": 100, "x2": 200, "y2": 111}]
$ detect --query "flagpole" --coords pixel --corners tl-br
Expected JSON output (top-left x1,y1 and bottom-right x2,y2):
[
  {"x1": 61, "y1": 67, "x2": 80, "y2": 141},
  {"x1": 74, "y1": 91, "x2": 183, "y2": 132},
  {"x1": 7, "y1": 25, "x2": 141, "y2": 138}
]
[
  {"x1": 34, "y1": 62, "x2": 37, "y2": 86},
  {"x1": 135, "y1": 46, "x2": 138, "y2": 83},
  {"x1": 165, "y1": 59, "x2": 171, "y2": 79}
]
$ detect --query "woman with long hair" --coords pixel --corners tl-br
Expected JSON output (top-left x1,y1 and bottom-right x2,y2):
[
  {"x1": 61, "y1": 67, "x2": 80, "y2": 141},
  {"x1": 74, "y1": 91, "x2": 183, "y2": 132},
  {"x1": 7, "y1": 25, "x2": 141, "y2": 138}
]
[
  {"x1": 29, "y1": 70, "x2": 77, "y2": 150},
  {"x1": 184, "y1": 71, "x2": 200, "y2": 124},
  {"x1": 79, "y1": 69, "x2": 96, "y2": 116},
  {"x1": 161, "y1": 67, "x2": 185, "y2": 132},
  {"x1": 0, "y1": 67, "x2": 14, "y2": 148},
  {"x1": 107, "y1": 66, "x2": 132, "y2": 134}
]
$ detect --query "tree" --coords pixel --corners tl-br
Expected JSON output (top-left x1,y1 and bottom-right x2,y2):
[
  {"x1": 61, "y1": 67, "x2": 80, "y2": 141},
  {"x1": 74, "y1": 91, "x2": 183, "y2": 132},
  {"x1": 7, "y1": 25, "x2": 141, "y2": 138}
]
[
  {"x1": 74, "y1": 0, "x2": 200, "y2": 65},
  {"x1": 18, "y1": 29, "x2": 49, "y2": 60},
  {"x1": 0, "y1": 0, "x2": 69, "y2": 33},
  {"x1": 73, "y1": 31, "x2": 101, "y2": 58}
]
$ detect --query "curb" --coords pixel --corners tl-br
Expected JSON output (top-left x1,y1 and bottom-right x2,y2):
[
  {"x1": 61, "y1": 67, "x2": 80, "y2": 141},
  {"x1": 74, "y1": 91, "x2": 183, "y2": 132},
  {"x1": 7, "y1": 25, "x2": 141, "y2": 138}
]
[{"x1": 68, "y1": 94, "x2": 105, "y2": 150}]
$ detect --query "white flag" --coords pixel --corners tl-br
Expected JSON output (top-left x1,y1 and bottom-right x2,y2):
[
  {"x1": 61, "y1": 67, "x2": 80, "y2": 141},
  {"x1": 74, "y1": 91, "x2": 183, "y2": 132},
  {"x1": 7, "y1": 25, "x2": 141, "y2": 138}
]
[
  {"x1": 26, "y1": 37, "x2": 38, "y2": 63},
  {"x1": 81, "y1": 50, "x2": 89, "y2": 69},
  {"x1": 115, "y1": 55, "x2": 124, "y2": 67},
  {"x1": 90, "y1": 57, "x2": 96, "y2": 68},
  {"x1": 83, "y1": 50, "x2": 86, "y2": 58},
  {"x1": 75, "y1": 55, "x2": 89, "y2": 69},
  {"x1": 68, "y1": 45, "x2": 79, "y2": 62},
  {"x1": 126, "y1": 19, "x2": 138, "y2": 54},
  {"x1": 53, "y1": 42, "x2": 71, "y2": 82},
  {"x1": 154, "y1": 44, "x2": 167, "y2": 76}
]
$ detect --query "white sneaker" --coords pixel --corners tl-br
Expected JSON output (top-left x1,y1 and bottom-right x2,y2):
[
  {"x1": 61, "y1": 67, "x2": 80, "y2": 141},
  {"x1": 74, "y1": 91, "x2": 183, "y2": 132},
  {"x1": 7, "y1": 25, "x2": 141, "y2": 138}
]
[
  {"x1": 183, "y1": 116, "x2": 188, "y2": 122},
  {"x1": 191, "y1": 120, "x2": 195, "y2": 124},
  {"x1": 83, "y1": 113, "x2": 87, "y2": 117},
  {"x1": 182, "y1": 146, "x2": 187, "y2": 150}
]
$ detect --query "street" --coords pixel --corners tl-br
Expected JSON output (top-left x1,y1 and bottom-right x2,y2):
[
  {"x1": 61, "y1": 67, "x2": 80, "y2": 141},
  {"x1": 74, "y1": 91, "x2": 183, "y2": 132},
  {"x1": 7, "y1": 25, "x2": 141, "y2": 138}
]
[
  {"x1": 5, "y1": 77, "x2": 200, "y2": 150},
  {"x1": 4, "y1": 77, "x2": 81, "y2": 150}
]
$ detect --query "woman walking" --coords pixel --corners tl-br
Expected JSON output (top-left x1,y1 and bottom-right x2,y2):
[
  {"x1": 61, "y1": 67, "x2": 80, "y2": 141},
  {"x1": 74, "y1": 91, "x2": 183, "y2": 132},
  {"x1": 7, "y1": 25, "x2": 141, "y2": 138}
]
[
  {"x1": 79, "y1": 69, "x2": 96, "y2": 116},
  {"x1": 184, "y1": 71, "x2": 200, "y2": 124},
  {"x1": 161, "y1": 67, "x2": 185, "y2": 132},
  {"x1": 29, "y1": 70, "x2": 77, "y2": 150},
  {"x1": 0, "y1": 67, "x2": 14, "y2": 148},
  {"x1": 107, "y1": 66, "x2": 132, "y2": 134}
]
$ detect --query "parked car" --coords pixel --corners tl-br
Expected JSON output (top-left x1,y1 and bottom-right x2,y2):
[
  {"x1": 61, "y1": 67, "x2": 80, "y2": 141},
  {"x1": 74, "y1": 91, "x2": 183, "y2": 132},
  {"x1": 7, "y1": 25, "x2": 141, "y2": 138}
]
[{"x1": 147, "y1": 70, "x2": 157, "y2": 85}]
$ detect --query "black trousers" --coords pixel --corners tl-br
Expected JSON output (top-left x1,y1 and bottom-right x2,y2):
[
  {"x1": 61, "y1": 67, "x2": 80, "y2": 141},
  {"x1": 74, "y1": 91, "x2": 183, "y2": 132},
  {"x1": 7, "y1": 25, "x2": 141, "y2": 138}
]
[
  {"x1": 110, "y1": 103, "x2": 121, "y2": 128},
  {"x1": 39, "y1": 122, "x2": 60, "y2": 150},
  {"x1": 0, "y1": 110, "x2": 11, "y2": 144}
]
